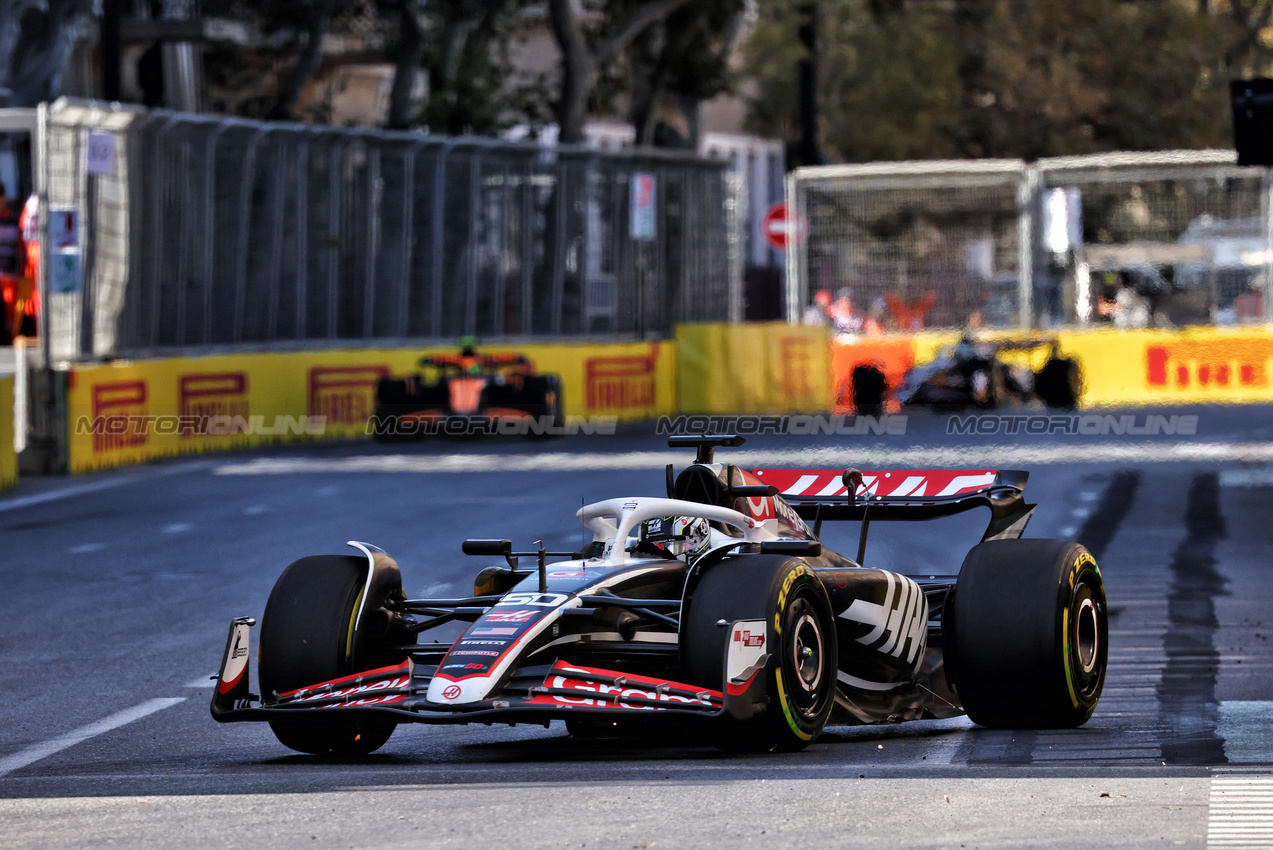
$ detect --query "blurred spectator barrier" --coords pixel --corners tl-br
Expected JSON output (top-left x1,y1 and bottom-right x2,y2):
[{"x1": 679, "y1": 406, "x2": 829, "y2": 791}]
[
  {"x1": 787, "y1": 151, "x2": 1272, "y2": 331},
  {"x1": 64, "y1": 340, "x2": 676, "y2": 473},
  {"x1": 35, "y1": 98, "x2": 737, "y2": 364},
  {"x1": 1, "y1": 372, "x2": 15, "y2": 489}
]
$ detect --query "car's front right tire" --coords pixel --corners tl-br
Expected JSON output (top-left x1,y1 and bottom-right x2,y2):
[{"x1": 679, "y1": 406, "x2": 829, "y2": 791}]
[{"x1": 258, "y1": 555, "x2": 404, "y2": 755}]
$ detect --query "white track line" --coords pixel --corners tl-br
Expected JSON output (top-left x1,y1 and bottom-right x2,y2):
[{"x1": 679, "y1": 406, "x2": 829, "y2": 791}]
[
  {"x1": 0, "y1": 461, "x2": 213, "y2": 513},
  {"x1": 1208, "y1": 776, "x2": 1273, "y2": 849},
  {"x1": 0, "y1": 698, "x2": 186, "y2": 778},
  {"x1": 212, "y1": 442, "x2": 1273, "y2": 476}
]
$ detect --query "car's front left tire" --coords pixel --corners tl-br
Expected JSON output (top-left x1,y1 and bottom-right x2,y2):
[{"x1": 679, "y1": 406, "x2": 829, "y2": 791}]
[{"x1": 683, "y1": 555, "x2": 837, "y2": 752}]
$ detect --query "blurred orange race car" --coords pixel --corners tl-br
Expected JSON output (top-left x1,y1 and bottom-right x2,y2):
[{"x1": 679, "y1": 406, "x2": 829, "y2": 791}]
[{"x1": 371, "y1": 342, "x2": 563, "y2": 440}]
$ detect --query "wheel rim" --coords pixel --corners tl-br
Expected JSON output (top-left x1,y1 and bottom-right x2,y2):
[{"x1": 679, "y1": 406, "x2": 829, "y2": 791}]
[
  {"x1": 1074, "y1": 597, "x2": 1098, "y2": 674},
  {"x1": 791, "y1": 611, "x2": 824, "y2": 694},
  {"x1": 783, "y1": 592, "x2": 831, "y2": 720},
  {"x1": 1069, "y1": 579, "x2": 1105, "y2": 699}
]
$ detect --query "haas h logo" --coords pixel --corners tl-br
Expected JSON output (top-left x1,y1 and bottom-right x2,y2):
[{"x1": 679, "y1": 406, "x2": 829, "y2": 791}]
[{"x1": 441, "y1": 685, "x2": 462, "y2": 700}]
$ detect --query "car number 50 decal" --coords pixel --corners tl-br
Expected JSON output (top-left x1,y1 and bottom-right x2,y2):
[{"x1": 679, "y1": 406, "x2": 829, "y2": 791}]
[{"x1": 496, "y1": 592, "x2": 569, "y2": 607}]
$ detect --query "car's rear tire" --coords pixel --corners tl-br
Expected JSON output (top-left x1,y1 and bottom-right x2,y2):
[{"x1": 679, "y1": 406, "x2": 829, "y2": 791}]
[
  {"x1": 371, "y1": 379, "x2": 415, "y2": 443},
  {"x1": 523, "y1": 375, "x2": 564, "y2": 438},
  {"x1": 258, "y1": 555, "x2": 404, "y2": 755},
  {"x1": 683, "y1": 555, "x2": 837, "y2": 751},
  {"x1": 1035, "y1": 356, "x2": 1082, "y2": 408},
  {"x1": 946, "y1": 539, "x2": 1107, "y2": 728},
  {"x1": 850, "y1": 364, "x2": 887, "y2": 416}
]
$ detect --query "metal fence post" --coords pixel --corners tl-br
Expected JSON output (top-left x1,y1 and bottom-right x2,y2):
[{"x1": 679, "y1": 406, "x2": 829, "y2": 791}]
[
  {"x1": 1264, "y1": 168, "x2": 1273, "y2": 325},
  {"x1": 232, "y1": 127, "x2": 270, "y2": 343},
  {"x1": 201, "y1": 119, "x2": 242, "y2": 345},
  {"x1": 326, "y1": 138, "x2": 346, "y2": 340},
  {"x1": 1018, "y1": 165, "x2": 1038, "y2": 329},
  {"x1": 397, "y1": 140, "x2": 428, "y2": 338},
  {"x1": 465, "y1": 145, "x2": 487, "y2": 336},
  {"x1": 727, "y1": 168, "x2": 744, "y2": 324},
  {"x1": 521, "y1": 155, "x2": 534, "y2": 337},
  {"x1": 784, "y1": 170, "x2": 801, "y2": 324},
  {"x1": 430, "y1": 138, "x2": 460, "y2": 339},
  {"x1": 363, "y1": 144, "x2": 382, "y2": 339}
]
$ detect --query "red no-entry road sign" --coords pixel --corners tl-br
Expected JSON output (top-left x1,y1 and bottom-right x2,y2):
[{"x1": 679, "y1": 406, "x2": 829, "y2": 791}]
[{"x1": 762, "y1": 203, "x2": 806, "y2": 251}]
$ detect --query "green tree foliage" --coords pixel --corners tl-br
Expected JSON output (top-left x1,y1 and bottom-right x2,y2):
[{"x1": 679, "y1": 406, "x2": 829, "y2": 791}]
[
  {"x1": 411, "y1": 0, "x2": 540, "y2": 135},
  {"x1": 0, "y1": 0, "x2": 98, "y2": 107},
  {"x1": 615, "y1": 0, "x2": 747, "y2": 147},
  {"x1": 747, "y1": 0, "x2": 1240, "y2": 162}
]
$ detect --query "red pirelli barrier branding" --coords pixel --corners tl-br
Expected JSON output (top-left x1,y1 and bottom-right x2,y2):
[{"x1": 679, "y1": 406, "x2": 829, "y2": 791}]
[
  {"x1": 585, "y1": 353, "x2": 657, "y2": 411},
  {"x1": 308, "y1": 365, "x2": 390, "y2": 426},
  {"x1": 179, "y1": 372, "x2": 249, "y2": 437},
  {"x1": 91, "y1": 380, "x2": 149, "y2": 454},
  {"x1": 1145, "y1": 340, "x2": 1270, "y2": 390}
]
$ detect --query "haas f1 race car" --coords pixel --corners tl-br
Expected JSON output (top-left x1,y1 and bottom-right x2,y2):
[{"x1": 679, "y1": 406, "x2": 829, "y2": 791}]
[
  {"x1": 372, "y1": 343, "x2": 563, "y2": 440},
  {"x1": 212, "y1": 436, "x2": 1107, "y2": 754}
]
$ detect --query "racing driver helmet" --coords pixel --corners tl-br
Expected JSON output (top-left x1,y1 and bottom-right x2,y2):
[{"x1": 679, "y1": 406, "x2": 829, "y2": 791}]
[{"x1": 637, "y1": 515, "x2": 710, "y2": 561}]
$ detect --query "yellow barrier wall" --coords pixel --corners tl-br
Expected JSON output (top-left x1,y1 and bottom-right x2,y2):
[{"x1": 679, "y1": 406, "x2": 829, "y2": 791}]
[
  {"x1": 680, "y1": 324, "x2": 1273, "y2": 415},
  {"x1": 67, "y1": 341, "x2": 676, "y2": 473},
  {"x1": 0, "y1": 374, "x2": 15, "y2": 490},
  {"x1": 1054, "y1": 326, "x2": 1273, "y2": 406},
  {"x1": 677, "y1": 322, "x2": 831, "y2": 414}
]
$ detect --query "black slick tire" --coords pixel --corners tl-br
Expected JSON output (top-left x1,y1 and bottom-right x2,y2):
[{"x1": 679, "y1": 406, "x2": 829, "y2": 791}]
[
  {"x1": 683, "y1": 555, "x2": 837, "y2": 752},
  {"x1": 946, "y1": 539, "x2": 1107, "y2": 728},
  {"x1": 258, "y1": 555, "x2": 404, "y2": 755},
  {"x1": 1035, "y1": 357, "x2": 1081, "y2": 408},
  {"x1": 524, "y1": 375, "x2": 564, "y2": 438},
  {"x1": 850, "y1": 364, "x2": 886, "y2": 417},
  {"x1": 371, "y1": 379, "x2": 414, "y2": 443}
]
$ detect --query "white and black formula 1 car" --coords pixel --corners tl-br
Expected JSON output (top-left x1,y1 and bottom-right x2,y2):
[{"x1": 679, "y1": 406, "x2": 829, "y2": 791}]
[{"x1": 212, "y1": 435, "x2": 1108, "y2": 754}]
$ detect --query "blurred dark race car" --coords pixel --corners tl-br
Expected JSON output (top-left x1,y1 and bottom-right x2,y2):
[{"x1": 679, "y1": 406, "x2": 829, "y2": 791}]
[
  {"x1": 847, "y1": 336, "x2": 1082, "y2": 415},
  {"x1": 371, "y1": 342, "x2": 563, "y2": 440},
  {"x1": 212, "y1": 435, "x2": 1108, "y2": 755}
]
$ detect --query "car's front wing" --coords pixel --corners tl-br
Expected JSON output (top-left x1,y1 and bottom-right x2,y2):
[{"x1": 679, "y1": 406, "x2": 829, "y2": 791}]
[{"x1": 210, "y1": 618, "x2": 769, "y2": 726}]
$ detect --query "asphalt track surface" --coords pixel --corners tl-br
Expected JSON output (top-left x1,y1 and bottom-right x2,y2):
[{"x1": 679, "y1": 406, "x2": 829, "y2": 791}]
[{"x1": 2, "y1": 404, "x2": 1273, "y2": 849}]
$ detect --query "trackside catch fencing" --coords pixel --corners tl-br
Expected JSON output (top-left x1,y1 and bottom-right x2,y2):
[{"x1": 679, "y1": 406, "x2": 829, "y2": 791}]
[
  {"x1": 787, "y1": 151, "x2": 1273, "y2": 330},
  {"x1": 38, "y1": 98, "x2": 736, "y2": 363}
]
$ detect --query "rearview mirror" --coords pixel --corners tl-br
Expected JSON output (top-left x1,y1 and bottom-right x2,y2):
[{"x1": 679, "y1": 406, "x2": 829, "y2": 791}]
[{"x1": 462, "y1": 538, "x2": 512, "y2": 557}]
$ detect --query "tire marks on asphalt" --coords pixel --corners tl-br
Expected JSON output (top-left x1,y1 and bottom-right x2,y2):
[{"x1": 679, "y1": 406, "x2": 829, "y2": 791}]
[
  {"x1": 1074, "y1": 470, "x2": 1142, "y2": 561},
  {"x1": 1157, "y1": 471, "x2": 1229, "y2": 765}
]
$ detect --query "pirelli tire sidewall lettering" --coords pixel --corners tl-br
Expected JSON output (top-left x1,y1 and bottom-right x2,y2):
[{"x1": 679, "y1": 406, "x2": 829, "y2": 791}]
[{"x1": 1057, "y1": 548, "x2": 1107, "y2": 715}]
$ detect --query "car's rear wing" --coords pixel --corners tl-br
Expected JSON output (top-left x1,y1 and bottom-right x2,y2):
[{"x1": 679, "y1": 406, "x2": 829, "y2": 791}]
[{"x1": 750, "y1": 468, "x2": 1034, "y2": 541}]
